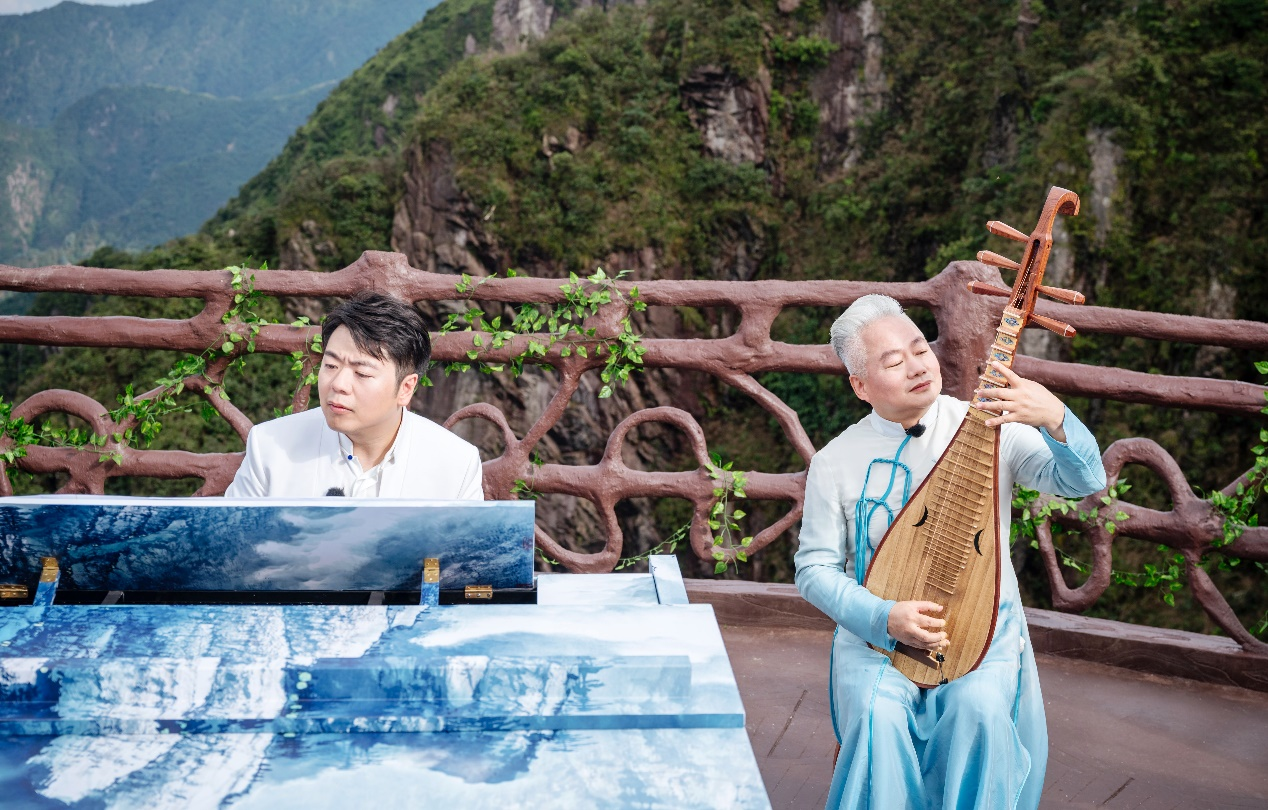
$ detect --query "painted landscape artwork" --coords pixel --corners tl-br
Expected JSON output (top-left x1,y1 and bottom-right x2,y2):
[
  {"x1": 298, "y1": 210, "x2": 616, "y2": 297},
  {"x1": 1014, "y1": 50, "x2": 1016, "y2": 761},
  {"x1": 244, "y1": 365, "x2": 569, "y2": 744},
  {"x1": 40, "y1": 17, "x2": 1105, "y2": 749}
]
[{"x1": 0, "y1": 497, "x2": 535, "y2": 592}]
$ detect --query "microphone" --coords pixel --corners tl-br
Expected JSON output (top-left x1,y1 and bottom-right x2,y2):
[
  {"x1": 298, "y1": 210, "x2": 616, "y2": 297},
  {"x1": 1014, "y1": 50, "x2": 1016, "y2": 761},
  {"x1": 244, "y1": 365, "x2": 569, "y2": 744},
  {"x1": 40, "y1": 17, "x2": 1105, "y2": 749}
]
[
  {"x1": 325, "y1": 487, "x2": 346, "y2": 496},
  {"x1": 905, "y1": 423, "x2": 926, "y2": 438}
]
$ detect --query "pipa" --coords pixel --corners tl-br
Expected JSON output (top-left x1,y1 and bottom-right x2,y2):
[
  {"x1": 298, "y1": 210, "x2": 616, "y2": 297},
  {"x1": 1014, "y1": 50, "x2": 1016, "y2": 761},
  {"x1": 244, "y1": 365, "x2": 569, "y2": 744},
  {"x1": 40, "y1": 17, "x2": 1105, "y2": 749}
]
[{"x1": 862, "y1": 186, "x2": 1084, "y2": 687}]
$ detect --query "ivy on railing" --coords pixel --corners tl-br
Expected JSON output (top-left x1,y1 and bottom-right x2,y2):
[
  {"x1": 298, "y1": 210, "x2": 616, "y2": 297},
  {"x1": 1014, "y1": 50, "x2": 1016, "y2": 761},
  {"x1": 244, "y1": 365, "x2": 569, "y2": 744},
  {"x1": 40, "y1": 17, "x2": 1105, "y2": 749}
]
[
  {"x1": 708, "y1": 454, "x2": 753, "y2": 575},
  {"x1": 441, "y1": 267, "x2": 647, "y2": 397},
  {"x1": 1007, "y1": 480, "x2": 1196, "y2": 604},
  {"x1": 0, "y1": 263, "x2": 321, "y2": 464},
  {"x1": 1208, "y1": 361, "x2": 1268, "y2": 564}
]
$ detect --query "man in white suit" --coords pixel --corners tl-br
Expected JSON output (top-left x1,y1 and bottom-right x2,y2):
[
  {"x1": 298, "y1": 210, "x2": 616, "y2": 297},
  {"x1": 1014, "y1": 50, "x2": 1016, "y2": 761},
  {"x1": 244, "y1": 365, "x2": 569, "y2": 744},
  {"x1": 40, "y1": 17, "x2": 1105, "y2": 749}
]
[{"x1": 226, "y1": 293, "x2": 483, "y2": 499}]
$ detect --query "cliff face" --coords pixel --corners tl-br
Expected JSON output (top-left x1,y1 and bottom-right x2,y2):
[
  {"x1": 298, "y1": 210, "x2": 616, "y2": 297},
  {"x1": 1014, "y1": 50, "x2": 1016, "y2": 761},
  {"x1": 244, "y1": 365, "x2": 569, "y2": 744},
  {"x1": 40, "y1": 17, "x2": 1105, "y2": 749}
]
[
  {"x1": 8, "y1": 0, "x2": 1266, "y2": 597},
  {"x1": 377, "y1": 0, "x2": 1266, "y2": 572}
]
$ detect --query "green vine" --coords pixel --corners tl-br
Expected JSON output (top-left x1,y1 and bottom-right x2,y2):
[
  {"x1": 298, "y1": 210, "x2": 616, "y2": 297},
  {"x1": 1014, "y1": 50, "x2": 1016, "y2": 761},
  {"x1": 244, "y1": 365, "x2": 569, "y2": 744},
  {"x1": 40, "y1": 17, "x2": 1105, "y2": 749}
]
[
  {"x1": 509, "y1": 452, "x2": 545, "y2": 502},
  {"x1": 278, "y1": 316, "x2": 324, "y2": 418},
  {"x1": 441, "y1": 267, "x2": 647, "y2": 398},
  {"x1": 1011, "y1": 478, "x2": 1133, "y2": 545},
  {"x1": 1008, "y1": 479, "x2": 1192, "y2": 604},
  {"x1": 0, "y1": 263, "x2": 322, "y2": 468},
  {"x1": 614, "y1": 523, "x2": 687, "y2": 571},
  {"x1": 708, "y1": 453, "x2": 753, "y2": 575},
  {"x1": 1207, "y1": 361, "x2": 1268, "y2": 561}
]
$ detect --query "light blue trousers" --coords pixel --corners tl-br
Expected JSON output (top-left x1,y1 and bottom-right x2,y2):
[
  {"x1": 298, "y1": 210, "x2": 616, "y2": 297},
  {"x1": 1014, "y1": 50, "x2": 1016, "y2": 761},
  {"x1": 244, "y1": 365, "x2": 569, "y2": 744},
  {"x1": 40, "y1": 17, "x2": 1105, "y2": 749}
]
[{"x1": 825, "y1": 595, "x2": 1040, "y2": 810}]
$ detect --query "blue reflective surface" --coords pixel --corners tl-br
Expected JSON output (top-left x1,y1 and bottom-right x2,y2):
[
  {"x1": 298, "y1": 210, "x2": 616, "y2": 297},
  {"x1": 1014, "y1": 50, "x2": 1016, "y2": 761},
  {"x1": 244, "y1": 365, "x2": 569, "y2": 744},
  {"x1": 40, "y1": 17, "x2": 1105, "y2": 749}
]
[
  {"x1": 0, "y1": 600, "x2": 768, "y2": 808},
  {"x1": 0, "y1": 497, "x2": 535, "y2": 591},
  {"x1": 2, "y1": 728, "x2": 768, "y2": 809}
]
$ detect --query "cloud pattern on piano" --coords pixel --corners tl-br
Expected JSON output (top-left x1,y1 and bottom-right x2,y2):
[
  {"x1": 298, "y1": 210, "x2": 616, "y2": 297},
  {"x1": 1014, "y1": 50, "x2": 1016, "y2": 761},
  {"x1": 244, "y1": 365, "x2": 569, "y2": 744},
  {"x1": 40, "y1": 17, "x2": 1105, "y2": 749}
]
[
  {"x1": 0, "y1": 604, "x2": 766, "y2": 808},
  {"x1": 0, "y1": 498, "x2": 535, "y2": 591}
]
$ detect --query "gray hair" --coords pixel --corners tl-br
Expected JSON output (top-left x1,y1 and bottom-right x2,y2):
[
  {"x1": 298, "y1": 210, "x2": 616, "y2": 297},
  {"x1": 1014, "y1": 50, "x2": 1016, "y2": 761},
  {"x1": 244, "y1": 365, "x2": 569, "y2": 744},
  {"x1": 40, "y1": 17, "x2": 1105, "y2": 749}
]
[{"x1": 829, "y1": 294, "x2": 913, "y2": 377}]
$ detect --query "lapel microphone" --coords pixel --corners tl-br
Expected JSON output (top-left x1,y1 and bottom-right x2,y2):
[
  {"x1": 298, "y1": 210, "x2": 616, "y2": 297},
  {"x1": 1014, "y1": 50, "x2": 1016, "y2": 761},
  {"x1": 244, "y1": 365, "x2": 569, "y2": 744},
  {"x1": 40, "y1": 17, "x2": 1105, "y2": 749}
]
[
  {"x1": 325, "y1": 487, "x2": 346, "y2": 496},
  {"x1": 905, "y1": 424, "x2": 926, "y2": 438}
]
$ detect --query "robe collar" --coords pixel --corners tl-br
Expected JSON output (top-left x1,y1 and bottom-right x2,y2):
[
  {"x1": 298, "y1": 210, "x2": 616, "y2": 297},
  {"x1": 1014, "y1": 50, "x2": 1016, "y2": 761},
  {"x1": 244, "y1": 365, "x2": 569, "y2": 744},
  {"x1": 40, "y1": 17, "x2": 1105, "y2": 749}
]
[{"x1": 866, "y1": 394, "x2": 943, "y2": 440}]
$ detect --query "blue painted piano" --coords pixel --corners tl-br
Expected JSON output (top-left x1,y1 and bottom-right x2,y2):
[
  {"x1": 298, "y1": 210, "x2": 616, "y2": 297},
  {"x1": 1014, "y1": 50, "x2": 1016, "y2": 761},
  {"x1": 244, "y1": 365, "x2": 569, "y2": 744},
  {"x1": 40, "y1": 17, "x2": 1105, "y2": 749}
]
[{"x1": 0, "y1": 496, "x2": 770, "y2": 808}]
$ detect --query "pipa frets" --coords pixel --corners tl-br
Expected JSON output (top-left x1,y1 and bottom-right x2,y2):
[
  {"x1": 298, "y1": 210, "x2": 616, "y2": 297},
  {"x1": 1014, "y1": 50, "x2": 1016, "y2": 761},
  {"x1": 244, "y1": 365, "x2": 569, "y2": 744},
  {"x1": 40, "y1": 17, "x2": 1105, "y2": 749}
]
[{"x1": 862, "y1": 187, "x2": 1084, "y2": 687}]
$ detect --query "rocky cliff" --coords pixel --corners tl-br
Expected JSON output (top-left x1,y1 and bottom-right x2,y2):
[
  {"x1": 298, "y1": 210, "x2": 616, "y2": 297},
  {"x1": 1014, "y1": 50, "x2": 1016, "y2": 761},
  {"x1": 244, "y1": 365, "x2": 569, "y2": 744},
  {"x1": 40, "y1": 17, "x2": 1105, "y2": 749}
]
[{"x1": 8, "y1": 0, "x2": 1267, "y2": 610}]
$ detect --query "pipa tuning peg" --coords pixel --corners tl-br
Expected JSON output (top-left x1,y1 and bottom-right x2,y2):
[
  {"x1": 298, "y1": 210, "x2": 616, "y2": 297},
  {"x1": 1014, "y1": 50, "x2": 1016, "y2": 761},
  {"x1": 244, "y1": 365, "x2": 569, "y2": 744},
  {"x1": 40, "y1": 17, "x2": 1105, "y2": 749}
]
[
  {"x1": 1037, "y1": 285, "x2": 1086, "y2": 305},
  {"x1": 986, "y1": 220, "x2": 1030, "y2": 242},
  {"x1": 966, "y1": 281, "x2": 1011, "y2": 298},
  {"x1": 976, "y1": 250, "x2": 1021, "y2": 271},
  {"x1": 1030, "y1": 313, "x2": 1076, "y2": 338}
]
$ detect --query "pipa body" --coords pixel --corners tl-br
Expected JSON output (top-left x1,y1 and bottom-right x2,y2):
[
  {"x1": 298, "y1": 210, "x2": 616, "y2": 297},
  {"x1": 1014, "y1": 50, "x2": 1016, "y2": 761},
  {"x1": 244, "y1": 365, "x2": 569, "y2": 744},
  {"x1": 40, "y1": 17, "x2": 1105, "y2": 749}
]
[
  {"x1": 862, "y1": 408, "x2": 1001, "y2": 687},
  {"x1": 862, "y1": 185, "x2": 1083, "y2": 688}
]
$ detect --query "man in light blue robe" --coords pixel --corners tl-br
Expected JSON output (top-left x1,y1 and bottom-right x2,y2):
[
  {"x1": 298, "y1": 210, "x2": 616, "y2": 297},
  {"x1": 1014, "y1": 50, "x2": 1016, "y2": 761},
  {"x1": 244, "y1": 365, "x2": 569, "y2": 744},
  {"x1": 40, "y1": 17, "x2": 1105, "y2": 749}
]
[{"x1": 795, "y1": 295, "x2": 1106, "y2": 810}]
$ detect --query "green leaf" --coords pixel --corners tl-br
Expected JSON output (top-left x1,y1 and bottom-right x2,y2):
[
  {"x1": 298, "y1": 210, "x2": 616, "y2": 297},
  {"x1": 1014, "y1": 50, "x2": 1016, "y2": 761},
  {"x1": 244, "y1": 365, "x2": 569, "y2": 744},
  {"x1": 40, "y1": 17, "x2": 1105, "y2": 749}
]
[
  {"x1": 731, "y1": 509, "x2": 746, "y2": 520},
  {"x1": 598, "y1": 385, "x2": 612, "y2": 398},
  {"x1": 221, "y1": 341, "x2": 234, "y2": 354},
  {"x1": 714, "y1": 561, "x2": 727, "y2": 574},
  {"x1": 712, "y1": 550, "x2": 725, "y2": 561}
]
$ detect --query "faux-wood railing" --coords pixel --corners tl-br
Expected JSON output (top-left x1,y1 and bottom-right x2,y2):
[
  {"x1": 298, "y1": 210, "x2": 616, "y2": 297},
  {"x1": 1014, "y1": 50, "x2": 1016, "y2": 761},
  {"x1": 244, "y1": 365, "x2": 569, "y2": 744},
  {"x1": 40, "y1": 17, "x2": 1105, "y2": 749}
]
[{"x1": 0, "y1": 251, "x2": 1264, "y2": 653}]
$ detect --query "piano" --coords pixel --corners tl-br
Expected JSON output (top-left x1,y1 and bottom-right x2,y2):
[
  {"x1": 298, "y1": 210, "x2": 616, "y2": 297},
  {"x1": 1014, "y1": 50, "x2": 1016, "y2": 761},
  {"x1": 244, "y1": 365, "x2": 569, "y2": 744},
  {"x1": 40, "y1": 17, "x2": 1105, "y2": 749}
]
[{"x1": 0, "y1": 496, "x2": 770, "y2": 808}]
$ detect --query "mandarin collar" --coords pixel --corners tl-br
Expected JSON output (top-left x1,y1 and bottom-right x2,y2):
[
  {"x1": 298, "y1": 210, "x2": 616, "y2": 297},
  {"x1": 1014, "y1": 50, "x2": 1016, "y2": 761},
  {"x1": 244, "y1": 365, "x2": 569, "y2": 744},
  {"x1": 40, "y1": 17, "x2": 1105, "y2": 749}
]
[{"x1": 867, "y1": 395, "x2": 941, "y2": 439}]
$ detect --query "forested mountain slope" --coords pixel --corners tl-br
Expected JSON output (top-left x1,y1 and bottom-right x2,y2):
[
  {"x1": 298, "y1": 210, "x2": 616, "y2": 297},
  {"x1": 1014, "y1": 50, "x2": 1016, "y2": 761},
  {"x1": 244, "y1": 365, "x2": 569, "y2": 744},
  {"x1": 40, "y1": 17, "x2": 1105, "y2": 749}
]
[
  {"x1": 8, "y1": 0, "x2": 1267, "y2": 633},
  {"x1": 0, "y1": 0, "x2": 442, "y2": 264},
  {"x1": 0, "y1": 0, "x2": 440, "y2": 126}
]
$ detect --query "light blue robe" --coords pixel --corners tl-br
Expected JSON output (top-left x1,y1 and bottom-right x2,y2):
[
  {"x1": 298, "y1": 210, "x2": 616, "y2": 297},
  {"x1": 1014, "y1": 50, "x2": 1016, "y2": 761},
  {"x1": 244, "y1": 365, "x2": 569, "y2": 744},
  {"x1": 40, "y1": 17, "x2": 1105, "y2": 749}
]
[{"x1": 795, "y1": 395, "x2": 1106, "y2": 810}]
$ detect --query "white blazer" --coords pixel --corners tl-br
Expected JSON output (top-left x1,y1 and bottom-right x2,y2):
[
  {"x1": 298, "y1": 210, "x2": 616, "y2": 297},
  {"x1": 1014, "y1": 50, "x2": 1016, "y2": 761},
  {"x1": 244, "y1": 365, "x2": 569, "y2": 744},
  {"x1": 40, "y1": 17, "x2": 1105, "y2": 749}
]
[{"x1": 225, "y1": 407, "x2": 483, "y2": 500}]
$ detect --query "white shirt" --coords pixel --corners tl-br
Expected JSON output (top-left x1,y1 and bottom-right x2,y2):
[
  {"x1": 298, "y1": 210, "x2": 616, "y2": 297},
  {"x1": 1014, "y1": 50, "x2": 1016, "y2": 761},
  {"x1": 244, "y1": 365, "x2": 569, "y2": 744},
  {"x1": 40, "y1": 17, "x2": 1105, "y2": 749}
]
[
  {"x1": 335, "y1": 424, "x2": 403, "y2": 497},
  {"x1": 225, "y1": 407, "x2": 483, "y2": 500}
]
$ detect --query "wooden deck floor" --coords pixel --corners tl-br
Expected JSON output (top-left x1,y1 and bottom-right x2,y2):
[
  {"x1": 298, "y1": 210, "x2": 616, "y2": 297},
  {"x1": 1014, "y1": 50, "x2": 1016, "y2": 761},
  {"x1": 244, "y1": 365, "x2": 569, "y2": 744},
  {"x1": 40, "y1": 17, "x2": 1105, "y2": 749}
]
[{"x1": 720, "y1": 624, "x2": 1268, "y2": 810}]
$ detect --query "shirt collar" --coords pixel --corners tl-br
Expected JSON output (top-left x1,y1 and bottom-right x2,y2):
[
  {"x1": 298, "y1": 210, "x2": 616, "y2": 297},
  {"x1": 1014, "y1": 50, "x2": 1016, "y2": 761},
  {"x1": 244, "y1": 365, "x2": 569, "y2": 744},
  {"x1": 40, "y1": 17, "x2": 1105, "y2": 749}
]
[
  {"x1": 334, "y1": 409, "x2": 408, "y2": 469},
  {"x1": 867, "y1": 395, "x2": 941, "y2": 439}
]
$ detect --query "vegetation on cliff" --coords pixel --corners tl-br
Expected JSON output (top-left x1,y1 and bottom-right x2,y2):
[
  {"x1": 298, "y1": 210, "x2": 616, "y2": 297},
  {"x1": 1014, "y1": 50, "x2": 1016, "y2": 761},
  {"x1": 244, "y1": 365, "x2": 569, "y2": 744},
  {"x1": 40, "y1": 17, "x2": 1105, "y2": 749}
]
[
  {"x1": 5, "y1": 0, "x2": 1265, "y2": 635},
  {"x1": 0, "y1": 0, "x2": 442, "y2": 265}
]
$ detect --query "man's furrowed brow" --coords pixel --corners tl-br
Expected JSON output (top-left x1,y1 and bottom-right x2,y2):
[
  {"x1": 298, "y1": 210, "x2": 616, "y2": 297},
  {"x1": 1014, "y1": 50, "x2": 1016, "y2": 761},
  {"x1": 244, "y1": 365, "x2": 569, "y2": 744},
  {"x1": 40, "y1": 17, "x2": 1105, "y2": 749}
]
[{"x1": 323, "y1": 349, "x2": 382, "y2": 368}]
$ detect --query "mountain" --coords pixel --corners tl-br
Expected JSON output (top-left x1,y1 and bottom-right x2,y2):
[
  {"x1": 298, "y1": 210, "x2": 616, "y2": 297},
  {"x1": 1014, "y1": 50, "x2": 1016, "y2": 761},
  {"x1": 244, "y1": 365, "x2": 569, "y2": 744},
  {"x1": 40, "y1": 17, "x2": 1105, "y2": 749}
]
[
  {"x1": 4, "y1": 0, "x2": 1266, "y2": 634},
  {"x1": 0, "y1": 0, "x2": 443, "y2": 265},
  {"x1": 0, "y1": 0, "x2": 444, "y2": 127},
  {"x1": 0, "y1": 84, "x2": 327, "y2": 264}
]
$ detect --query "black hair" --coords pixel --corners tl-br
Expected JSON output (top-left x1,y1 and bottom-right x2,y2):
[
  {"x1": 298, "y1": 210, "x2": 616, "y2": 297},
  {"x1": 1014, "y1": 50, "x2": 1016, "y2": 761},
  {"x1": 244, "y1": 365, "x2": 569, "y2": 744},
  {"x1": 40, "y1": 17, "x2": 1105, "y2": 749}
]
[{"x1": 322, "y1": 293, "x2": 431, "y2": 383}]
